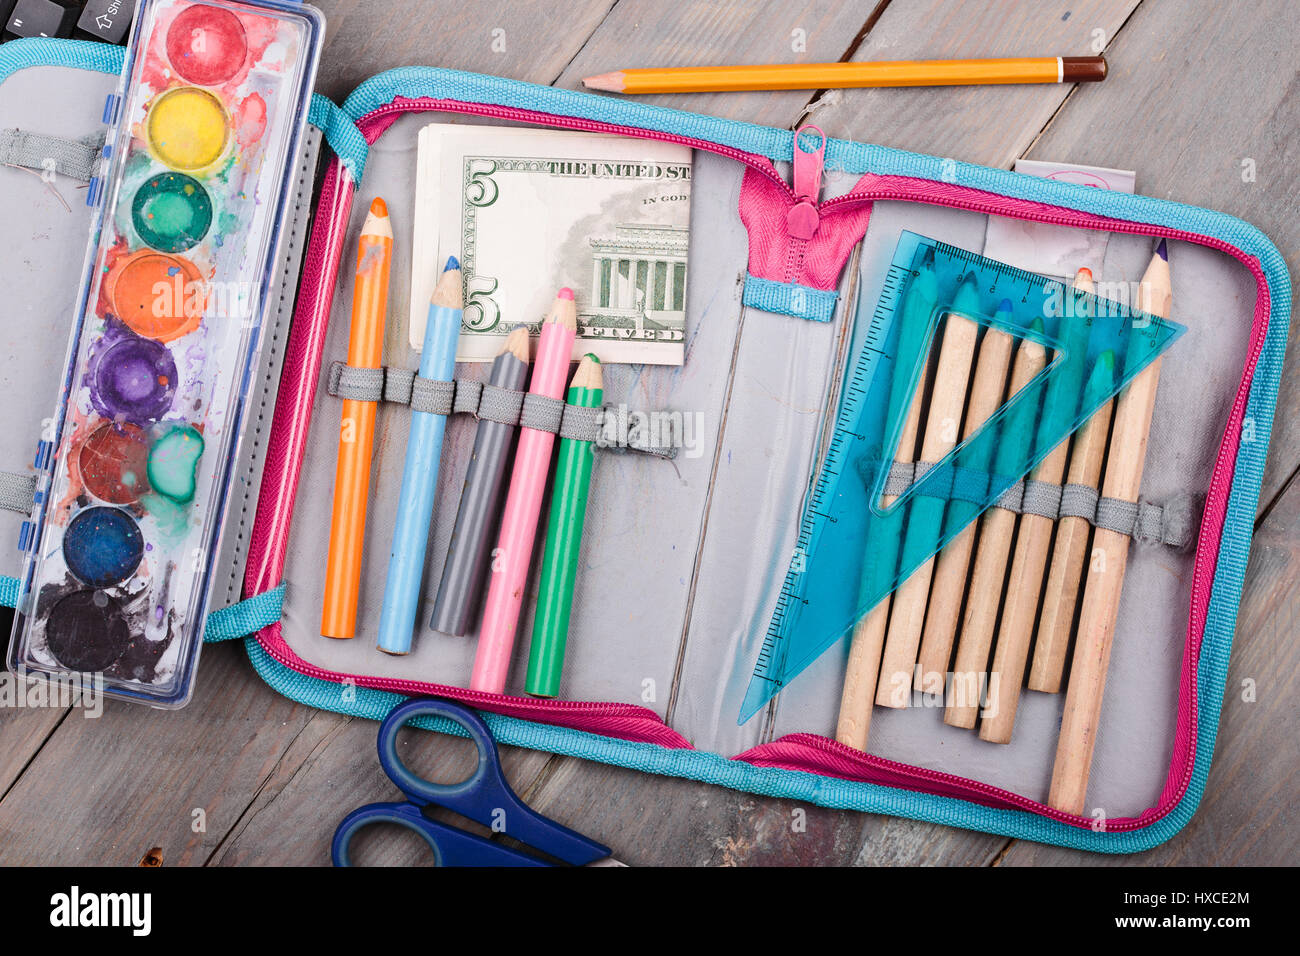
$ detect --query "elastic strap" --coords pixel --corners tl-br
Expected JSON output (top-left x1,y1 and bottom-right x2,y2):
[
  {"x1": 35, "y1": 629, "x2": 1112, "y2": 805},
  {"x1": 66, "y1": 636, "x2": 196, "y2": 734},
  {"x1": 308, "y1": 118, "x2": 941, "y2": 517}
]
[
  {"x1": 0, "y1": 471, "x2": 36, "y2": 514},
  {"x1": 520, "y1": 392, "x2": 564, "y2": 433},
  {"x1": 0, "y1": 128, "x2": 104, "y2": 181},
  {"x1": 880, "y1": 459, "x2": 1197, "y2": 549},
  {"x1": 325, "y1": 360, "x2": 677, "y2": 456},
  {"x1": 559, "y1": 404, "x2": 604, "y2": 442}
]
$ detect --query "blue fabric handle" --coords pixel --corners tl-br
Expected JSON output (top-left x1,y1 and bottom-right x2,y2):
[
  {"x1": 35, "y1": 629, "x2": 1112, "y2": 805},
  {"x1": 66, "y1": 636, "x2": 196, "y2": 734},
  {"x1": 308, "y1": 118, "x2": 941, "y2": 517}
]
[{"x1": 743, "y1": 274, "x2": 839, "y2": 322}]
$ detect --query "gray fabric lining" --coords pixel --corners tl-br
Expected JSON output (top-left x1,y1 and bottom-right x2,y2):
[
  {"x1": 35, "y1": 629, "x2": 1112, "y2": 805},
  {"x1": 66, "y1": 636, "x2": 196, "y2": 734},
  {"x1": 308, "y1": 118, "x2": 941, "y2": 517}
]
[
  {"x1": 0, "y1": 128, "x2": 104, "y2": 182},
  {"x1": 878, "y1": 459, "x2": 1195, "y2": 548},
  {"x1": 0, "y1": 470, "x2": 35, "y2": 515}
]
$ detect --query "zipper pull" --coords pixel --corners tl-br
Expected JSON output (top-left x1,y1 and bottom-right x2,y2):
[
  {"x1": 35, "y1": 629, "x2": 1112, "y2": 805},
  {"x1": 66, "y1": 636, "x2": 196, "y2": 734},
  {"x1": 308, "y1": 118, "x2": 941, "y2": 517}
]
[{"x1": 787, "y1": 124, "x2": 825, "y2": 240}]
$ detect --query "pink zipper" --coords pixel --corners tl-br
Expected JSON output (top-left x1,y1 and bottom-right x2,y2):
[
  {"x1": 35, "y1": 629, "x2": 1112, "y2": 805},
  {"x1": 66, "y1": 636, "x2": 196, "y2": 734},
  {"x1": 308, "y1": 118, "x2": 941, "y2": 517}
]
[{"x1": 247, "y1": 92, "x2": 1272, "y2": 832}]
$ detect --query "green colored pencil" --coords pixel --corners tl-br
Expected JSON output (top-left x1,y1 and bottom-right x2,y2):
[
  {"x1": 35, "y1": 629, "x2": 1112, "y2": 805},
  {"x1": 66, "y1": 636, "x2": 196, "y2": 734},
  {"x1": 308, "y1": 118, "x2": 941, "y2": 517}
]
[{"x1": 526, "y1": 354, "x2": 604, "y2": 697}]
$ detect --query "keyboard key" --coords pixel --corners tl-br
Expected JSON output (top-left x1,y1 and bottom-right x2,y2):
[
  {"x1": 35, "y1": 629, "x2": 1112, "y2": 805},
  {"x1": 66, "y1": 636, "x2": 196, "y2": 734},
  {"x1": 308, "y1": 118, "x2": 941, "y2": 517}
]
[
  {"x1": 76, "y1": 0, "x2": 137, "y2": 44},
  {"x1": 0, "y1": 3, "x2": 18, "y2": 41},
  {"x1": 4, "y1": 0, "x2": 78, "y2": 40}
]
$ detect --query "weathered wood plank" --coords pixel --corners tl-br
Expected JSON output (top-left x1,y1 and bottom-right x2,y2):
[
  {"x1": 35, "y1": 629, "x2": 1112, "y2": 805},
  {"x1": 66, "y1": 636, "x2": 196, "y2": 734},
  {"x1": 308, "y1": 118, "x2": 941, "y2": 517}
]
[
  {"x1": 555, "y1": 0, "x2": 883, "y2": 127},
  {"x1": 0, "y1": 699, "x2": 65, "y2": 797},
  {"x1": 0, "y1": 645, "x2": 319, "y2": 865},
  {"x1": 519, "y1": 754, "x2": 1008, "y2": 865},
  {"x1": 805, "y1": 0, "x2": 1141, "y2": 167},
  {"x1": 311, "y1": 0, "x2": 617, "y2": 100},
  {"x1": 208, "y1": 712, "x2": 555, "y2": 866},
  {"x1": 1022, "y1": 0, "x2": 1300, "y2": 510}
]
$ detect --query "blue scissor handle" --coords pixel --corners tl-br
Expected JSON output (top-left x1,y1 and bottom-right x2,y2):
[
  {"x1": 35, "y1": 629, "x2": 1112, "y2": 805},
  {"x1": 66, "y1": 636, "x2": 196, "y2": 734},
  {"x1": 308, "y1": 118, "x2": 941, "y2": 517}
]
[
  {"x1": 373, "y1": 697, "x2": 612, "y2": 866},
  {"x1": 331, "y1": 801, "x2": 549, "y2": 867}
]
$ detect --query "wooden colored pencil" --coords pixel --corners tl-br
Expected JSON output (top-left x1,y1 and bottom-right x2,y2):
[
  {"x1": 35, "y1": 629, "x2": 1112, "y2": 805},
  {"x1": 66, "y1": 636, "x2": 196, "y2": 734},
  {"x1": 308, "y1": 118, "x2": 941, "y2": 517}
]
[
  {"x1": 835, "y1": 251, "x2": 937, "y2": 749},
  {"x1": 321, "y1": 197, "x2": 392, "y2": 640},
  {"x1": 430, "y1": 326, "x2": 532, "y2": 636},
  {"x1": 875, "y1": 279, "x2": 980, "y2": 708},
  {"x1": 526, "y1": 354, "x2": 604, "y2": 697},
  {"x1": 944, "y1": 321, "x2": 1047, "y2": 728},
  {"x1": 980, "y1": 269, "x2": 1095, "y2": 743},
  {"x1": 583, "y1": 57, "x2": 1107, "y2": 95},
  {"x1": 836, "y1": 400, "x2": 922, "y2": 747},
  {"x1": 1028, "y1": 356, "x2": 1117, "y2": 692},
  {"x1": 913, "y1": 306, "x2": 1016, "y2": 691},
  {"x1": 1050, "y1": 241, "x2": 1171, "y2": 815},
  {"x1": 376, "y1": 257, "x2": 463, "y2": 655},
  {"x1": 472, "y1": 290, "x2": 578, "y2": 693}
]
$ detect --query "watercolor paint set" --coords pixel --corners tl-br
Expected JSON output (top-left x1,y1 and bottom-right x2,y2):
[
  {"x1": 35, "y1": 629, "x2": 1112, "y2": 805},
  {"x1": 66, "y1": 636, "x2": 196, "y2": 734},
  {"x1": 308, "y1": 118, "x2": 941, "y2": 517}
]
[{"x1": 6, "y1": 0, "x2": 322, "y2": 706}]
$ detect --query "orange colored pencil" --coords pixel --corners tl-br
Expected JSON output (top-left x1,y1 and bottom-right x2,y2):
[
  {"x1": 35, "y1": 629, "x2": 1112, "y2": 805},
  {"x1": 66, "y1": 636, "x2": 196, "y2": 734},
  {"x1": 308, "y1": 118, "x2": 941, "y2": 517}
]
[
  {"x1": 321, "y1": 197, "x2": 393, "y2": 639},
  {"x1": 583, "y1": 57, "x2": 1107, "y2": 94}
]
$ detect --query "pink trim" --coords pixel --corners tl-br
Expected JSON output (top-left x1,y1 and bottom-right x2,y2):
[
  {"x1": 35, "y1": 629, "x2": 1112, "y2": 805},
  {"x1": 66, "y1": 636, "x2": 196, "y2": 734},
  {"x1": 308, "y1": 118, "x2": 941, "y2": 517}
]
[
  {"x1": 241, "y1": 96, "x2": 1273, "y2": 833},
  {"x1": 738, "y1": 167, "x2": 873, "y2": 290}
]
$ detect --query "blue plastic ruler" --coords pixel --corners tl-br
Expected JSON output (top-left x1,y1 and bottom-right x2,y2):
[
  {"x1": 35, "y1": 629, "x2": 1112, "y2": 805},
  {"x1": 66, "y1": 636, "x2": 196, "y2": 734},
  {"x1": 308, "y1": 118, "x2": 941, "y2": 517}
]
[{"x1": 740, "y1": 231, "x2": 1183, "y2": 724}]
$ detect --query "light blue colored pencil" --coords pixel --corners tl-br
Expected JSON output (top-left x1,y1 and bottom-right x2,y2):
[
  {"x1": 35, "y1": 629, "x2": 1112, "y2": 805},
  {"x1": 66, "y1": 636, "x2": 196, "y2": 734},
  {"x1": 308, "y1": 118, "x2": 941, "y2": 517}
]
[{"x1": 377, "y1": 257, "x2": 463, "y2": 654}]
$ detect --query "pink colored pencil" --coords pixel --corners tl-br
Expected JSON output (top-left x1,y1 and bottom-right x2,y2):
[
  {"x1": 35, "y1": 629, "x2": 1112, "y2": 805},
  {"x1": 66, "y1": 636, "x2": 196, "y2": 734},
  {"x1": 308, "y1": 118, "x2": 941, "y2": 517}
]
[{"x1": 471, "y1": 289, "x2": 579, "y2": 692}]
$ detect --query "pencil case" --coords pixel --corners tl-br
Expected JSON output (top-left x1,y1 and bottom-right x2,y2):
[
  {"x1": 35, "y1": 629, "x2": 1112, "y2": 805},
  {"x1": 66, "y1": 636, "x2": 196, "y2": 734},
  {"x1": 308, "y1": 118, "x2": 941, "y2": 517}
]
[{"x1": 0, "y1": 39, "x2": 1288, "y2": 854}]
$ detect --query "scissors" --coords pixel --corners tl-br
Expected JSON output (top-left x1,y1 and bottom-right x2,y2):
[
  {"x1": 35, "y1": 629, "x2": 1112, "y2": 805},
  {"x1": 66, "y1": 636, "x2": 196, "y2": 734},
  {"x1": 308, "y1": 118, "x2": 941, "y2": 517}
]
[{"x1": 332, "y1": 697, "x2": 620, "y2": 867}]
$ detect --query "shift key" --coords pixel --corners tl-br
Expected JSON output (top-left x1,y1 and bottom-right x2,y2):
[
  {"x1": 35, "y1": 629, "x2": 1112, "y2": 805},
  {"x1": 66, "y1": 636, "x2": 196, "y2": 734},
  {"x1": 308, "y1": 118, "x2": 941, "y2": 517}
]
[{"x1": 76, "y1": 0, "x2": 137, "y2": 44}]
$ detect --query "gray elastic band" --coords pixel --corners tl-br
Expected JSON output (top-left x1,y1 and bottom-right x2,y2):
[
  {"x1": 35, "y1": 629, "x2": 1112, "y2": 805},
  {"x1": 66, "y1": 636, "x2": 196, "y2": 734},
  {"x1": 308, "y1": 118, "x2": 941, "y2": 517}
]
[
  {"x1": 1096, "y1": 497, "x2": 1136, "y2": 536},
  {"x1": 324, "y1": 362, "x2": 673, "y2": 456},
  {"x1": 327, "y1": 362, "x2": 384, "y2": 402},
  {"x1": 410, "y1": 377, "x2": 455, "y2": 415},
  {"x1": 996, "y1": 480, "x2": 1024, "y2": 512},
  {"x1": 1, "y1": 128, "x2": 105, "y2": 182},
  {"x1": 596, "y1": 404, "x2": 679, "y2": 459},
  {"x1": 453, "y1": 380, "x2": 483, "y2": 415},
  {"x1": 384, "y1": 368, "x2": 415, "y2": 405},
  {"x1": 875, "y1": 461, "x2": 1194, "y2": 548},
  {"x1": 520, "y1": 393, "x2": 564, "y2": 433},
  {"x1": 1059, "y1": 483, "x2": 1100, "y2": 521},
  {"x1": 477, "y1": 384, "x2": 524, "y2": 425},
  {"x1": 1019, "y1": 479, "x2": 1063, "y2": 519},
  {"x1": 883, "y1": 461, "x2": 915, "y2": 497},
  {"x1": 0, "y1": 471, "x2": 36, "y2": 514},
  {"x1": 559, "y1": 404, "x2": 604, "y2": 442}
]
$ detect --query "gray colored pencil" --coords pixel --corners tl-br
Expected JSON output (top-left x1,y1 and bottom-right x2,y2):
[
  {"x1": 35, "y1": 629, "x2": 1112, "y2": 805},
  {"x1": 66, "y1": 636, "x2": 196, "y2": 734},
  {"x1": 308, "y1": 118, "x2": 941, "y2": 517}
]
[{"x1": 429, "y1": 326, "x2": 532, "y2": 635}]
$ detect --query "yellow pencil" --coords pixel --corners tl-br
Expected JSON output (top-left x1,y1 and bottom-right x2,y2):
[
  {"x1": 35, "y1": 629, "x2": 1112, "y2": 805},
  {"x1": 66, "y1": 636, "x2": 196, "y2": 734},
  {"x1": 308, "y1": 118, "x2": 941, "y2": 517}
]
[{"x1": 584, "y1": 57, "x2": 1107, "y2": 95}]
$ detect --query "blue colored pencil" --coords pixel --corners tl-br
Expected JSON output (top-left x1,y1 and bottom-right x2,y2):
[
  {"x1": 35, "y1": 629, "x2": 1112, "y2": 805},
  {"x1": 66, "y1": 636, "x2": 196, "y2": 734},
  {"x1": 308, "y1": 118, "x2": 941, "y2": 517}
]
[{"x1": 377, "y1": 256, "x2": 463, "y2": 654}]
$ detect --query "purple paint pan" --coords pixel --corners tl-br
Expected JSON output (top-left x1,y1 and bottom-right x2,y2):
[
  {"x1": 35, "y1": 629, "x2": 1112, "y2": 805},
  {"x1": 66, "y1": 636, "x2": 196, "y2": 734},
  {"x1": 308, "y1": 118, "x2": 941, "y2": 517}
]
[{"x1": 87, "y1": 326, "x2": 178, "y2": 425}]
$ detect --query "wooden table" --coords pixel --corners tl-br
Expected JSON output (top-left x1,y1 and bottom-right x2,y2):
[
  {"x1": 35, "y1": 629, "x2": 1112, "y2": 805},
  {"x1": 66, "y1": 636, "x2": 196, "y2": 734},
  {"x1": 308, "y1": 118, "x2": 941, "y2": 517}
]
[{"x1": 1, "y1": 0, "x2": 1295, "y2": 866}]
